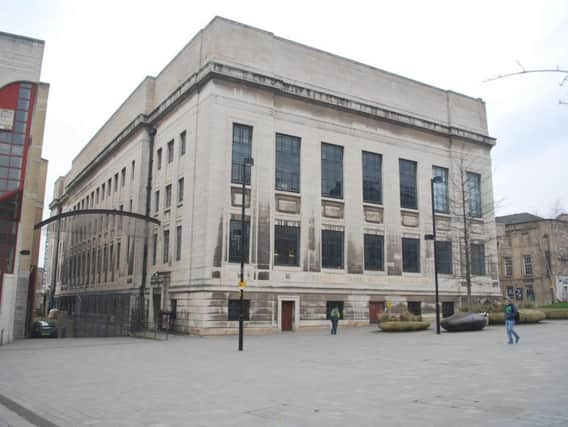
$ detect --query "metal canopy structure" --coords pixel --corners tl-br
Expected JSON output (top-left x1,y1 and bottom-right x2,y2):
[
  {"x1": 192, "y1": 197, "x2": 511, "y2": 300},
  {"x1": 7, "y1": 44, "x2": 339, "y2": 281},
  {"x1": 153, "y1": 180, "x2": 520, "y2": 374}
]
[{"x1": 34, "y1": 209, "x2": 160, "y2": 337}]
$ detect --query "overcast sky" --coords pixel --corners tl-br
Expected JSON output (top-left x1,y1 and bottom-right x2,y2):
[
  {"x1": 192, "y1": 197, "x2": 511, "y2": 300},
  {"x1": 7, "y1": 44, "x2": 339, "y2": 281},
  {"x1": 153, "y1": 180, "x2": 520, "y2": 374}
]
[{"x1": 2, "y1": 0, "x2": 567, "y2": 218}]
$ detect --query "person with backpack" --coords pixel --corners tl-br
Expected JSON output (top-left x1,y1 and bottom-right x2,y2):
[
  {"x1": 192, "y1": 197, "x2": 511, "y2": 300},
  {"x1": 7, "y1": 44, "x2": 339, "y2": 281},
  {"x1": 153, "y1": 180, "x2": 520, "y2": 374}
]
[
  {"x1": 504, "y1": 298, "x2": 520, "y2": 344},
  {"x1": 330, "y1": 306, "x2": 341, "y2": 335}
]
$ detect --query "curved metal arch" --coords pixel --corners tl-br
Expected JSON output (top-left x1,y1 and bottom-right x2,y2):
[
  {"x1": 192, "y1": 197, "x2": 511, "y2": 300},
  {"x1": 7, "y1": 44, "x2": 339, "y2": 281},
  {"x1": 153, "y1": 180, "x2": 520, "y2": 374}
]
[{"x1": 34, "y1": 209, "x2": 160, "y2": 230}]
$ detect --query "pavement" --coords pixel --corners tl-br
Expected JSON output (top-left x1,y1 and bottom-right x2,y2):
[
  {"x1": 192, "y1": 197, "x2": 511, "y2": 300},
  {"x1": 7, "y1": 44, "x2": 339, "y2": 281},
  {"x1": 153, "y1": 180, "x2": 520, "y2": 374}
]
[{"x1": 1, "y1": 321, "x2": 567, "y2": 427}]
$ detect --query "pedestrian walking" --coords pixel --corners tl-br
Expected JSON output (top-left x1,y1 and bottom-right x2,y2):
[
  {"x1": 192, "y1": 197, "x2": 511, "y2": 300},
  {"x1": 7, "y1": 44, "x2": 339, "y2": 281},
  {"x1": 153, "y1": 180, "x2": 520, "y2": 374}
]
[
  {"x1": 504, "y1": 298, "x2": 520, "y2": 344},
  {"x1": 330, "y1": 306, "x2": 341, "y2": 335}
]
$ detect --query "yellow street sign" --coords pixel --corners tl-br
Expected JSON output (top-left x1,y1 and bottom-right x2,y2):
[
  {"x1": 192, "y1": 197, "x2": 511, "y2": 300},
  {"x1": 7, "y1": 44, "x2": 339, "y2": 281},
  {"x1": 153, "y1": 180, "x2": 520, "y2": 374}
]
[{"x1": 239, "y1": 281, "x2": 247, "y2": 288}]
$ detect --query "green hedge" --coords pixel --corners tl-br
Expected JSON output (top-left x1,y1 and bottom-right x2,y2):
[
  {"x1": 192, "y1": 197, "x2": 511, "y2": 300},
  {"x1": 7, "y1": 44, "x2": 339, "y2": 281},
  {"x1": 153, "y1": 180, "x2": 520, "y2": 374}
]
[
  {"x1": 488, "y1": 309, "x2": 545, "y2": 325},
  {"x1": 541, "y1": 308, "x2": 568, "y2": 319},
  {"x1": 378, "y1": 321, "x2": 431, "y2": 332}
]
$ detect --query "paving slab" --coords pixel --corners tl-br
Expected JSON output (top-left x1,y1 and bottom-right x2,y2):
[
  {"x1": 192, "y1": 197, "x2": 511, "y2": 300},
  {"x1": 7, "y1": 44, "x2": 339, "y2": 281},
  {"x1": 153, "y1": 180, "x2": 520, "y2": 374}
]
[{"x1": 1, "y1": 321, "x2": 567, "y2": 426}]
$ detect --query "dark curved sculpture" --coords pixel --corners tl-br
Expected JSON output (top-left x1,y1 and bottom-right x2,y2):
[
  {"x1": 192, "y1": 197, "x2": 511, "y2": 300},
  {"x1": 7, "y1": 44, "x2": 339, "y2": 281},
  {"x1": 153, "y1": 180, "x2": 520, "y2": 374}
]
[{"x1": 441, "y1": 312, "x2": 487, "y2": 332}]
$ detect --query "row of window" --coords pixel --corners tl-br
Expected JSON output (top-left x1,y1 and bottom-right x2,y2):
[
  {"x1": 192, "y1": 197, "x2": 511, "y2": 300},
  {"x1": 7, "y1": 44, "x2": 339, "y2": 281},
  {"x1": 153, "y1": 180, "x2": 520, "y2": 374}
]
[
  {"x1": 503, "y1": 255, "x2": 534, "y2": 277},
  {"x1": 156, "y1": 130, "x2": 186, "y2": 170},
  {"x1": 154, "y1": 178, "x2": 184, "y2": 212},
  {"x1": 506, "y1": 285, "x2": 535, "y2": 301},
  {"x1": 227, "y1": 221, "x2": 487, "y2": 275},
  {"x1": 152, "y1": 226, "x2": 183, "y2": 265},
  {"x1": 60, "y1": 238, "x2": 134, "y2": 287},
  {"x1": 72, "y1": 161, "x2": 136, "y2": 211},
  {"x1": 231, "y1": 124, "x2": 483, "y2": 217},
  {"x1": 226, "y1": 300, "x2": 457, "y2": 321}
]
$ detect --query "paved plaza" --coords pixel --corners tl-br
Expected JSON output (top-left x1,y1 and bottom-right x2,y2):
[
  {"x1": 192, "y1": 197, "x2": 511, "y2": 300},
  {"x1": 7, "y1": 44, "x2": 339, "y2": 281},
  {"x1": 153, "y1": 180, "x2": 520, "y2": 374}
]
[{"x1": 1, "y1": 321, "x2": 567, "y2": 427}]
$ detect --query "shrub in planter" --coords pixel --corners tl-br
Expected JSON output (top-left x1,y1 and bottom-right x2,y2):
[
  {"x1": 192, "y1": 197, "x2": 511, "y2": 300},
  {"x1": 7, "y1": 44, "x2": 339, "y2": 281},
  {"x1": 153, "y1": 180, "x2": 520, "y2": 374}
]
[
  {"x1": 519, "y1": 309, "x2": 545, "y2": 323},
  {"x1": 378, "y1": 311, "x2": 430, "y2": 332},
  {"x1": 488, "y1": 309, "x2": 545, "y2": 324},
  {"x1": 541, "y1": 308, "x2": 568, "y2": 319},
  {"x1": 378, "y1": 321, "x2": 431, "y2": 332}
]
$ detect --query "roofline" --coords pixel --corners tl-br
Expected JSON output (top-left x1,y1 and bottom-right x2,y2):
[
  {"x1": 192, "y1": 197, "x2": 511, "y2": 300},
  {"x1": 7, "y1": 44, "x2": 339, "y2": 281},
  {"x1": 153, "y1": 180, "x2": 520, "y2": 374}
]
[
  {"x1": 0, "y1": 31, "x2": 44, "y2": 45},
  {"x1": 209, "y1": 16, "x2": 486, "y2": 103},
  {"x1": 498, "y1": 218, "x2": 566, "y2": 226}
]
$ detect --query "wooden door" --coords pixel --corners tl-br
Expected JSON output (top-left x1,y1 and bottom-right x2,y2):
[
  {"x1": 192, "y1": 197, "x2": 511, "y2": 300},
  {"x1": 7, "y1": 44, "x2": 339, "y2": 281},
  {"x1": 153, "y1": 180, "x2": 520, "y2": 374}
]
[
  {"x1": 369, "y1": 301, "x2": 385, "y2": 324},
  {"x1": 282, "y1": 301, "x2": 294, "y2": 331}
]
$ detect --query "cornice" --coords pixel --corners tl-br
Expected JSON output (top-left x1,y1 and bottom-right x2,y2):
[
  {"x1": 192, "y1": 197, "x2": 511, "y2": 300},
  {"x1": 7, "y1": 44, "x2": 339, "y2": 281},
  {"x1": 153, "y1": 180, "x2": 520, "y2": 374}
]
[{"x1": 61, "y1": 60, "x2": 496, "y2": 197}]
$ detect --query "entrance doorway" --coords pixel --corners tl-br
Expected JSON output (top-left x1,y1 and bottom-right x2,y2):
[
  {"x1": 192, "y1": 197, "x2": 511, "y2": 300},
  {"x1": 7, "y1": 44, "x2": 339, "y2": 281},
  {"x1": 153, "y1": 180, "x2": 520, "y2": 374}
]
[
  {"x1": 281, "y1": 301, "x2": 295, "y2": 331},
  {"x1": 369, "y1": 301, "x2": 385, "y2": 324}
]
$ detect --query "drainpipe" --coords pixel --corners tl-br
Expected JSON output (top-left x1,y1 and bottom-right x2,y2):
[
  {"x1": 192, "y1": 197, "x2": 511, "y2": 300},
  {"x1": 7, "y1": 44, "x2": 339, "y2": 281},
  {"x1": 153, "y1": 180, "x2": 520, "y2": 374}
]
[{"x1": 139, "y1": 125, "x2": 156, "y2": 327}]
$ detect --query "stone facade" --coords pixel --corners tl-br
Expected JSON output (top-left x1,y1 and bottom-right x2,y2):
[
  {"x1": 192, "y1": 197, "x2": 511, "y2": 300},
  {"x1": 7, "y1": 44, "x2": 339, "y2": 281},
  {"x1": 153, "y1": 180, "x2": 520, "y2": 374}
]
[
  {"x1": 496, "y1": 214, "x2": 568, "y2": 305},
  {"x1": 0, "y1": 31, "x2": 49, "y2": 344},
  {"x1": 47, "y1": 17, "x2": 500, "y2": 335}
]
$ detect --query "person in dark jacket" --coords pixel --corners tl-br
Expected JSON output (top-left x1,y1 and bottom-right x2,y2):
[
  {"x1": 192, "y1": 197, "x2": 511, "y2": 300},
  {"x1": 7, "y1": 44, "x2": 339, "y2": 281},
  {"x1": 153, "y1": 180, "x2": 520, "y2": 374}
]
[
  {"x1": 330, "y1": 306, "x2": 341, "y2": 335},
  {"x1": 504, "y1": 298, "x2": 520, "y2": 344}
]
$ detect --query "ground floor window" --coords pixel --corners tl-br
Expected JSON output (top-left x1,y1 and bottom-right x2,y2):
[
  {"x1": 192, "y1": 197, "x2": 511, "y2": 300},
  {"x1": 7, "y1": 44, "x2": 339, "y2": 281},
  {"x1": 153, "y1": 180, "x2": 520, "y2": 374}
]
[
  {"x1": 506, "y1": 286, "x2": 514, "y2": 298},
  {"x1": 435, "y1": 241, "x2": 452, "y2": 274},
  {"x1": 407, "y1": 301, "x2": 421, "y2": 316},
  {"x1": 515, "y1": 287, "x2": 523, "y2": 300},
  {"x1": 326, "y1": 301, "x2": 344, "y2": 319},
  {"x1": 274, "y1": 225, "x2": 300, "y2": 266},
  {"x1": 402, "y1": 238, "x2": 420, "y2": 273},
  {"x1": 364, "y1": 234, "x2": 384, "y2": 271},
  {"x1": 442, "y1": 302, "x2": 455, "y2": 318},
  {"x1": 322, "y1": 230, "x2": 344, "y2": 269},
  {"x1": 228, "y1": 299, "x2": 250, "y2": 321},
  {"x1": 229, "y1": 219, "x2": 250, "y2": 263},
  {"x1": 526, "y1": 286, "x2": 535, "y2": 301}
]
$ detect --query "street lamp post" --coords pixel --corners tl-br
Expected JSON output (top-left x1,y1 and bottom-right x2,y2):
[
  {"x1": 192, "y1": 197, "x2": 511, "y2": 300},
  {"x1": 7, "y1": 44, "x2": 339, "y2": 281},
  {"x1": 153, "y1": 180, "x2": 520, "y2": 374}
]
[
  {"x1": 239, "y1": 157, "x2": 254, "y2": 351},
  {"x1": 431, "y1": 176, "x2": 443, "y2": 335}
]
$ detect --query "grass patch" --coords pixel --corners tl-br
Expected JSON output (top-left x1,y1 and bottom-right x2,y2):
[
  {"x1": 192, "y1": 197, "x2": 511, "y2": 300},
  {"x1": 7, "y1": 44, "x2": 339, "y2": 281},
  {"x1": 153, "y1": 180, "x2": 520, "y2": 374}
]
[
  {"x1": 378, "y1": 321, "x2": 431, "y2": 332},
  {"x1": 539, "y1": 302, "x2": 568, "y2": 309}
]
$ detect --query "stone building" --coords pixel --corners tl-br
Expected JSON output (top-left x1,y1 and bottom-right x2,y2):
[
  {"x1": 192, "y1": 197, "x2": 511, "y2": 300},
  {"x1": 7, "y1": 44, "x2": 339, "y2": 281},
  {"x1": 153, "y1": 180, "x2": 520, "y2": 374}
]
[
  {"x1": 496, "y1": 213, "x2": 568, "y2": 305},
  {"x1": 47, "y1": 17, "x2": 500, "y2": 335},
  {"x1": 0, "y1": 31, "x2": 49, "y2": 343}
]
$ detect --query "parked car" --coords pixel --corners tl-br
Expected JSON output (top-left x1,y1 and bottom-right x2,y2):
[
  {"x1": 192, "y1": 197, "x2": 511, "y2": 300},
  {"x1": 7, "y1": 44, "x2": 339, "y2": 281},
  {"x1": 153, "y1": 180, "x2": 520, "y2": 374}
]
[{"x1": 30, "y1": 320, "x2": 57, "y2": 338}]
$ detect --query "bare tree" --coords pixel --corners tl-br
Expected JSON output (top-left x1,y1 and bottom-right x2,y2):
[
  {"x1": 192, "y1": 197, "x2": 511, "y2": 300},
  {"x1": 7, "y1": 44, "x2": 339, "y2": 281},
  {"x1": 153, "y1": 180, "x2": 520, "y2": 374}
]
[
  {"x1": 485, "y1": 61, "x2": 568, "y2": 105},
  {"x1": 437, "y1": 146, "x2": 500, "y2": 310}
]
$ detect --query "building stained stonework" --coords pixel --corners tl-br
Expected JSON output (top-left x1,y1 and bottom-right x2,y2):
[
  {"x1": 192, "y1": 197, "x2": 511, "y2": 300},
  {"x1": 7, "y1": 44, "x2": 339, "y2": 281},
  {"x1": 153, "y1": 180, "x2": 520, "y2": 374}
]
[
  {"x1": 496, "y1": 213, "x2": 568, "y2": 305},
  {"x1": 47, "y1": 17, "x2": 501, "y2": 335}
]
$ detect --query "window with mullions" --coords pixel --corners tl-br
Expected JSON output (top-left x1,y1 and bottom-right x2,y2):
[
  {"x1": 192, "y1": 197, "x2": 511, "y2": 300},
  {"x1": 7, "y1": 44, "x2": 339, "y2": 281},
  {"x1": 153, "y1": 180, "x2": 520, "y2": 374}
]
[
  {"x1": 177, "y1": 178, "x2": 184, "y2": 204},
  {"x1": 163, "y1": 230, "x2": 170, "y2": 263},
  {"x1": 180, "y1": 131, "x2": 187, "y2": 156},
  {"x1": 322, "y1": 230, "x2": 344, "y2": 269},
  {"x1": 165, "y1": 185, "x2": 172, "y2": 209},
  {"x1": 399, "y1": 159, "x2": 417, "y2": 209},
  {"x1": 229, "y1": 219, "x2": 250, "y2": 263},
  {"x1": 321, "y1": 143, "x2": 343, "y2": 198},
  {"x1": 362, "y1": 152, "x2": 382, "y2": 204},
  {"x1": 326, "y1": 301, "x2": 344, "y2": 320},
  {"x1": 432, "y1": 166, "x2": 449, "y2": 213},
  {"x1": 275, "y1": 134, "x2": 300, "y2": 192},
  {"x1": 435, "y1": 241, "x2": 452, "y2": 274},
  {"x1": 526, "y1": 286, "x2": 535, "y2": 301},
  {"x1": 402, "y1": 238, "x2": 420, "y2": 273},
  {"x1": 364, "y1": 234, "x2": 384, "y2": 271},
  {"x1": 467, "y1": 172, "x2": 482, "y2": 217},
  {"x1": 228, "y1": 299, "x2": 250, "y2": 321},
  {"x1": 274, "y1": 225, "x2": 300, "y2": 266},
  {"x1": 504, "y1": 256, "x2": 513, "y2": 277},
  {"x1": 470, "y1": 242, "x2": 485, "y2": 275},
  {"x1": 167, "y1": 140, "x2": 174, "y2": 163},
  {"x1": 523, "y1": 255, "x2": 533, "y2": 276},
  {"x1": 231, "y1": 124, "x2": 252, "y2": 184},
  {"x1": 175, "y1": 225, "x2": 182, "y2": 261}
]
